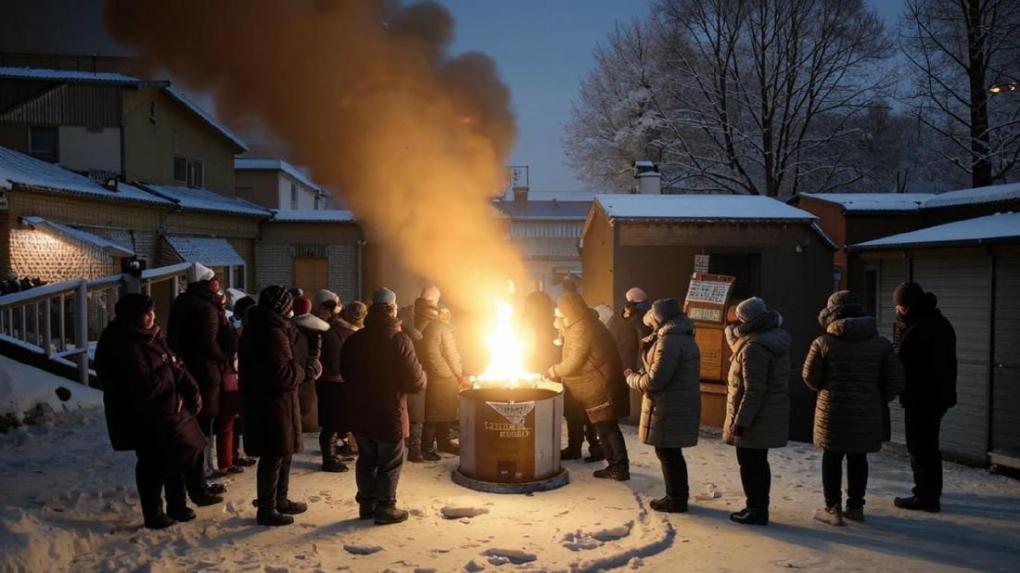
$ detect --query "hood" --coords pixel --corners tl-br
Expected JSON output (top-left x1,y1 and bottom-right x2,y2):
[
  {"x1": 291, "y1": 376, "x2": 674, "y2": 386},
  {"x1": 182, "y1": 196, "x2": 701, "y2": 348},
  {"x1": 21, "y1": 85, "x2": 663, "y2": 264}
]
[
  {"x1": 658, "y1": 314, "x2": 695, "y2": 337},
  {"x1": 726, "y1": 310, "x2": 786, "y2": 350},
  {"x1": 293, "y1": 313, "x2": 330, "y2": 332},
  {"x1": 826, "y1": 316, "x2": 877, "y2": 341},
  {"x1": 558, "y1": 291, "x2": 591, "y2": 325},
  {"x1": 366, "y1": 305, "x2": 401, "y2": 331}
]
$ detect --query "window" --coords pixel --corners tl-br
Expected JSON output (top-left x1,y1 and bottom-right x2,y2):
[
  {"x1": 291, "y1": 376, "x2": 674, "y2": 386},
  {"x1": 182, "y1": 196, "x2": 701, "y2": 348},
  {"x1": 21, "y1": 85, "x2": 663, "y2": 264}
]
[
  {"x1": 173, "y1": 157, "x2": 187, "y2": 182},
  {"x1": 29, "y1": 127, "x2": 59, "y2": 163},
  {"x1": 864, "y1": 268, "x2": 879, "y2": 318},
  {"x1": 708, "y1": 253, "x2": 761, "y2": 301},
  {"x1": 290, "y1": 183, "x2": 299, "y2": 209},
  {"x1": 187, "y1": 159, "x2": 204, "y2": 188}
]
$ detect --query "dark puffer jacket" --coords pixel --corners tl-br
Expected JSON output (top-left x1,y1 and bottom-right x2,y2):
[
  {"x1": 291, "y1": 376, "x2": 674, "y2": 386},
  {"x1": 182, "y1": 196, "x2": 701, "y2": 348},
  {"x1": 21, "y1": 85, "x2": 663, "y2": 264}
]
[
  {"x1": 341, "y1": 306, "x2": 427, "y2": 442},
  {"x1": 549, "y1": 292, "x2": 630, "y2": 424},
  {"x1": 894, "y1": 293, "x2": 958, "y2": 412},
  {"x1": 95, "y1": 320, "x2": 205, "y2": 462},
  {"x1": 723, "y1": 310, "x2": 790, "y2": 449},
  {"x1": 239, "y1": 305, "x2": 305, "y2": 457},
  {"x1": 422, "y1": 313, "x2": 463, "y2": 423},
  {"x1": 166, "y1": 283, "x2": 232, "y2": 420},
  {"x1": 626, "y1": 302, "x2": 701, "y2": 448},
  {"x1": 803, "y1": 314, "x2": 905, "y2": 453}
]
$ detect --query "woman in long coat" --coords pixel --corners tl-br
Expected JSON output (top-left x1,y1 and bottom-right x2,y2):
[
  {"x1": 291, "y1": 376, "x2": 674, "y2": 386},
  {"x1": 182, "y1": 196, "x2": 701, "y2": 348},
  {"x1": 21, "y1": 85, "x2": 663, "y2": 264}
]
[
  {"x1": 723, "y1": 297, "x2": 790, "y2": 526},
  {"x1": 421, "y1": 308, "x2": 464, "y2": 459},
  {"x1": 548, "y1": 292, "x2": 631, "y2": 480},
  {"x1": 626, "y1": 298, "x2": 701, "y2": 513},
  {"x1": 803, "y1": 291, "x2": 904, "y2": 525}
]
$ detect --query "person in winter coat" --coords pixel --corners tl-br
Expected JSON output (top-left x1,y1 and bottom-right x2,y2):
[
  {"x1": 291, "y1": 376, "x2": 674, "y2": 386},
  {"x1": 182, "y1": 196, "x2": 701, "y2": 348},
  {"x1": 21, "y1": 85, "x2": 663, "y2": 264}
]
[
  {"x1": 625, "y1": 298, "x2": 701, "y2": 513},
  {"x1": 341, "y1": 288, "x2": 427, "y2": 525},
  {"x1": 803, "y1": 291, "x2": 905, "y2": 525},
  {"x1": 214, "y1": 293, "x2": 243, "y2": 475},
  {"x1": 723, "y1": 297, "x2": 791, "y2": 526},
  {"x1": 96, "y1": 294, "x2": 221, "y2": 529},
  {"x1": 891, "y1": 282, "x2": 958, "y2": 512},
  {"x1": 166, "y1": 264, "x2": 232, "y2": 492},
  {"x1": 292, "y1": 296, "x2": 329, "y2": 433},
  {"x1": 547, "y1": 292, "x2": 631, "y2": 481},
  {"x1": 239, "y1": 286, "x2": 308, "y2": 527},
  {"x1": 315, "y1": 290, "x2": 359, "y2": 472},
  {"x1": 614, "y1": 287, "x2": 652, "y2": 372},
  {"x1": 400, "y1": 287, "x2": 441, "y2": 462},
  {"x1": 421, "y1": 307, "x2": 464, "y2": 459},
  {"x1": 229, "y1": 296, "x2": 259, "y2": 469}
]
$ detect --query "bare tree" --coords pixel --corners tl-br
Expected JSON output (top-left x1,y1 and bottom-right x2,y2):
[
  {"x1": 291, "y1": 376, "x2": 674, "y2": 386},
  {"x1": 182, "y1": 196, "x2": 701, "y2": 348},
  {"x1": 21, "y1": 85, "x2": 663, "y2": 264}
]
[{"x1": 901, "y1": 0, "x2": 1020, "y2": 188}]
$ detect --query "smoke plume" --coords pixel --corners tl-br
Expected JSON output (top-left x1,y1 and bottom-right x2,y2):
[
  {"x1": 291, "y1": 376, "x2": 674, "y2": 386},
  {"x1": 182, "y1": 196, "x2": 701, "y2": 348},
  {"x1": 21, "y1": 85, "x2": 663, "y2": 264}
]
[{"x1": 103, "y1": 0, "x2": 523, "y2": 308}]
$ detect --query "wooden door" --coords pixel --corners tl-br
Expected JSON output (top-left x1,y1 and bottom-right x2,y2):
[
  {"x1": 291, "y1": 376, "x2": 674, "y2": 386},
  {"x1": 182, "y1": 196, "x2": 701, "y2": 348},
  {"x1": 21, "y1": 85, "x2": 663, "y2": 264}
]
[{"x1": 293, "y1": 257, "x2": 328, "y2": 295}]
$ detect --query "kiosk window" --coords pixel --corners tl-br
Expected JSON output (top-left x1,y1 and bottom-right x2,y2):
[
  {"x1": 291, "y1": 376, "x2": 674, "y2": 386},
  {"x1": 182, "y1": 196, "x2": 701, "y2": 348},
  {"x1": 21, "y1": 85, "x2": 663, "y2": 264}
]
[{"x1": 709, "y1": 253, "x2": 760, "y2": 300}]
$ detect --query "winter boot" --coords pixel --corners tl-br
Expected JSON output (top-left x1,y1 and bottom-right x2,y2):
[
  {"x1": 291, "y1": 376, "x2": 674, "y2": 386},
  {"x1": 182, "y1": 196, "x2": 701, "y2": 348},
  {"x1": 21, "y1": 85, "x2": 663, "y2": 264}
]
[
  {"x1": 167, "y1": 506, "x2": 196, "y2": 523},
  {"x1": 593, "y1": 463, "x2": 630, "y2": 481},
  {"x1": 729, "y1": 507, "x2": 769, "y2": 526},
  {"x1": 256, "y1": 499, "x2": 294, "y2": 527},
  {"x1": 276, "y1": 498, "x2": 308, "y2": 515},
  {"x1": 421, "y1": 449, "x2": 441, "y2": 462},
  {"x1": 894, "y1": 495, "x2": 940, "y2": 513},
  {"x1": 374, "y1": 505, "x2": 410, "y2": 525},
  {"x1": 813, "y1": 505, "x2": 846, "y2": 526},
  {"x1": 560, "y1": 446, "x2": 582, "y2": 460},
  {"x1": 189, "y1": 490, "x2": 224, "y2": 507},
  {"x1": 235, "y1": 455, "x2": 257, "y2": 467},
  {"x1": 583, "y1": 444, "x2": 606, "y2": 463},
  {"x1": 143, "y1": 512, "x2": 176, "y2": 530},
  {"x1": 407, "y1": 446, "x2": 425, "y2": 463},
  {"x1": 206, "y1": 482, "x2": 228, "y2": 496},
  {"x1": 436, "y1": 423, "x2": 460, "y2": 455},
  {"x1": 844, "y1": 506, "x2": 865, "y2": 522},
  {"x1": 322, "y1": 457, "x2": 349, "y2": 473},
  {"x1": 650, "y1": 496, "x2": 688, "y2": 513},
  {"x1": 337, "y1": 441, "x2": 356, "y2": 460},
  {"x1": 359, "y1": 504, "x2": 376, "y2": 520}
]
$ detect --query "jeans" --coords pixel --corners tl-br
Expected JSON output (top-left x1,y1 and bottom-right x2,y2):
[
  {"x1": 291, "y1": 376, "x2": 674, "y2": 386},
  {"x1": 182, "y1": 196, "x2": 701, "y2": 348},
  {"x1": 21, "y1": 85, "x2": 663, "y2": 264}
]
[
  {"x1": 655, "y1": 447, "x2": 689, "y2": 500},
  {"x1": 822, "y1": 451, "x2": 868, "y2": 509},
  {"x1": 593, "y1": 420, "x2": 628, "y2": 468},
  {"x1": 905, "y1": 407, "x2": 944, "y2": 501},
  {"x1": 565, "y1": 391, "x2": 600, "y2": 452},
  {"x1": 256, "y1": 455, "x2": 293, "y2": 506},
  {"x1": 736, "y1": 447, "x2": 771, "y2": 510},
  {"x1": 355, "y1": 436, "x2": 405, "y2": 508}
]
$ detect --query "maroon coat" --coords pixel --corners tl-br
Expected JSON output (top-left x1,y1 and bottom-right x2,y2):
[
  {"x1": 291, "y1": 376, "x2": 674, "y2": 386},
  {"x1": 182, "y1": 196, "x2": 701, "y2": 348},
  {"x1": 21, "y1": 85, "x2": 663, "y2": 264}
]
[
  {"x1": 95, "y1": 320, "x2": 205, "y2": 461},
  {"x1": 238, "y1": 305, "x2": 306, "y2": 457},
  {"x1": 167, "y1": 283, "x2": 232, "y2": 420},
  {"x1": 341, "y1": 307, "x2": 427, "y2": 442}
]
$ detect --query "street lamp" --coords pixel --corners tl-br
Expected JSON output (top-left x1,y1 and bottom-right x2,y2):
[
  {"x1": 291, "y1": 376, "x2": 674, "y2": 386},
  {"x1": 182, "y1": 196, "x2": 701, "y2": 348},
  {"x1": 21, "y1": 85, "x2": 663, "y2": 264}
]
[{"x1": 988, "y1": 82, "x2": 1018, "y2": 95}]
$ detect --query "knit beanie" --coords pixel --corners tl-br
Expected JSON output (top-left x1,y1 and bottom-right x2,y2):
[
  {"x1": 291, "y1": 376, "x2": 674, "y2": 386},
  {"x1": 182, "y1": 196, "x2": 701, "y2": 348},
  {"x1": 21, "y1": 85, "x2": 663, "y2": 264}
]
[
  {"x1": 312, "y1": 289, "x2": 341, "y2": 313},
  {"x1": 736, "y1": 297, "x2": 768, "y2": 323},
  {"x1": 625, "y1": 287, "x2": 648, "y2": 303},
  {"x1": 293, "y1": 296, "x2": 313, "y2": 316},
  {"x1": 189, "y1": 263, "x2": 216, "y2": 283},
  {"x1": 115, "y1": 293, "x2": 155, "y2": 323},
  {"x1": 233, "y1": 296, "x2": 256, "y2": 321},
  {"x1": 372, "y1": 287, "x2": 397, "y2": 306},
  {"x1": 651, "y1": 298, "x2": 683, "y2": 325},
  {"x1": 893, "y1": 282, "x2": 925, "y2": 307},
  {"x1": 259, "y1": 285, "x2": 294, "y2": 316}
]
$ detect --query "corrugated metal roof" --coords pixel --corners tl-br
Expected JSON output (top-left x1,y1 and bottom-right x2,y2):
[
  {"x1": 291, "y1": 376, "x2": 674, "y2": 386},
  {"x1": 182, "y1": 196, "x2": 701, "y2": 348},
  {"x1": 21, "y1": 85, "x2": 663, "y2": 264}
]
[
  {"x1": 143, "y1": 184, "x2": 270, "y2": 217},
  {"x1": 164, "y1": 234, "x2": 246, "y2": 266},
  {"x1": 923, "y1": 182, "x2": 1020, "y2": 210},
  {"x1": 800, "y1": 193, "x2": 935, "y2": 212},
  {"x1": 596, "y1": 194, "x2": 816, "y2": 222}
]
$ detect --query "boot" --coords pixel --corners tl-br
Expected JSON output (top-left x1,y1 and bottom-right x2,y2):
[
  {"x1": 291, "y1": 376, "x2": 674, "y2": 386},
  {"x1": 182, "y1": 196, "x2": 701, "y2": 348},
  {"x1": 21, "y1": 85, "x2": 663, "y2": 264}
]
[
  {"x1": 560, "y1": 446, "x2": 582, "y2": 460},
  {"x1": 650, "y1": 496, "x2": 688, "y2": 513},
  {"x1": 436, "y1": 423, "x2": 460, "y2": 455},
  {"x1": 813, "y1": 505, "x2": 846, "y2": 526},
  {"x1": 421, "y1": 449, "x2": 441, "y2": 462},
  {"x1": 593, "y1": 463, "x2": 630, "y2": 481},
  {"x1": 894, "y1": 495, "x2": 940, "y2": 512},
  {"x1": 143, "y1": 512, "x2": 176, "y2": 530},
  {"x1": 235, "y1": 456, "x2": 257, "y2": 467},
  {"x1": 374, "y1": 505, "x2": 410, "y2": 525},
  {"x1": 206, "y1": 482, "x2": 227, "y2": 495},
  {"x1": 256, "y1": 499, "x2": 294, "y2": 527},
  {"x1": 844, "y1": 506, "x2": 865, "y2": 522},
  {"x1": 167, "y1": 506, "x2": 196, "y2": 523},
  {"x1": 583, "y1": 444, "x2": 605, "y2": 463},
  {"x1": 407, "y1": 447, "x2": 425, "y2": 463},
  {"x1": 322, "y1": 457, "x2": 349, "y2": 473},
  {"x1": 359, "y1": 504, "x2": 376, "y2": 520},
  {"x1": 337, "y1": 441, "x2": 356, "y2": 460},
  {"x1": 189, "y1": 490, "x2": 224, "y2": 507},
  {"x1": 729, "y1": 507, "x2": 769, "y2": 526},
  {"x1": 276, "y1": 498, "x2": 308, "y2": 515}
]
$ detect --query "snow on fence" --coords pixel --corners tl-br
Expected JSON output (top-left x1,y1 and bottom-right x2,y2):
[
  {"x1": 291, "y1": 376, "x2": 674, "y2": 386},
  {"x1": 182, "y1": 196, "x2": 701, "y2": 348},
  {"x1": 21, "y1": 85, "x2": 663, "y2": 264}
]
[{"x1": 0, "y1": 262, "x2": 196, "y2": 386}]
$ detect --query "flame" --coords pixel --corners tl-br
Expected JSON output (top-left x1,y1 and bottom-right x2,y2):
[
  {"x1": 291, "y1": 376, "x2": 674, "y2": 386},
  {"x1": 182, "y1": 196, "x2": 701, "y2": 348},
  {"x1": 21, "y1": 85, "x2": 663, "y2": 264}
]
[{"x1": 472, "y1": 300, "x2": 542, "y2": 389}]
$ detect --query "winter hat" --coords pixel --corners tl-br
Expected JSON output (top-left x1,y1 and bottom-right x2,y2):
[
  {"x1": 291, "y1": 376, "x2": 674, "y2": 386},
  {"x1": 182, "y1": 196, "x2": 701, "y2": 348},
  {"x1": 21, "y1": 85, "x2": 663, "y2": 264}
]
[
  {"x1": 115, "y1": 293, "x2": 155, "y2": 323},
  {"x1": 189, "y1": 263, "x2": 216, "y2": 283},
  {"x1": 341, "y1": 301, "x2": 368, "y2": 326},
  {"x1": 259, "y1": 285, "x2": 294, "y2": 316},
  {"x1": 736, "y1": 297, "x2": 768, "y2": 323},
  {"x1": 421, "y1": 285, "x2": 442, "y2": 305},
  {"x1": 557, "y1": 291, "x2": 590, "y2": 322},
  {"x1": 651, "y1": 298, "x2": 683, "y2": 325},
  {"x1": 625, "y1": 287, "x2": 648, "y2": 303},
  {"x1": 233, "y1": 296, "x2": 256, "y2": 321},
  {"x1": 893, "y1": 282, "x2": 925, "y2": 307},
  {"x1": 313, "y1": 289, "x2": 341, "y2": 313},
  {"x1": 372, "y1": 287, "x2": 397, "y2": 306},
  {"x1": 818, "y1": 290, "x2": 865, "y2": 327},
  {"x1": 293, "y1": 296, "x2": 313, "y2": 316},
  {"x1": 287, "y1": 287, "x2": 304, "y2": 299}
]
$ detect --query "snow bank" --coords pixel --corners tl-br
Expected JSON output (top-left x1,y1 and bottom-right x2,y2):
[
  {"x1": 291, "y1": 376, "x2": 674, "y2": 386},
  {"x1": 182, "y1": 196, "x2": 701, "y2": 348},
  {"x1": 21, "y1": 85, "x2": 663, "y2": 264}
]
[{"x1": 0, "y1": 355, "x2": 102, "y2": 421}]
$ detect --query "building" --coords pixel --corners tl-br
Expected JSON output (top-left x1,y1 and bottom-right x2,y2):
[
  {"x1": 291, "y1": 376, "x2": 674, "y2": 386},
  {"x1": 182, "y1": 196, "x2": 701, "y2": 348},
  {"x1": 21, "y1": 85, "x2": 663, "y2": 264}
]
[
  {"x1": 234, "y1": 157, "x2": 328, "y2": 211},
  {"x1": 849, "y1": 212, "x2": 1020, "y2": 469}
]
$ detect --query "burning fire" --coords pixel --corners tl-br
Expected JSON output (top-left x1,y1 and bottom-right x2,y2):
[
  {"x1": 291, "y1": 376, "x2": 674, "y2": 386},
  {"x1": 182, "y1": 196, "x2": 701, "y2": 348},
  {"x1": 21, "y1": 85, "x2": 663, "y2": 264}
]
[{"x1": 471, "y1": 301, "x2": 543, "y2": 389}]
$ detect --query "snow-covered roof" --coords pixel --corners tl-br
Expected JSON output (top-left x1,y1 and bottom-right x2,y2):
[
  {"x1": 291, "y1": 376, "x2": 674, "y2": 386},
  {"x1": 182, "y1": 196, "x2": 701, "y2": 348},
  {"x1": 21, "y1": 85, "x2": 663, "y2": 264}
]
[
  {"x1": 270, "y1": 209, "x2": 356, "y2": 223},
  {"x1": 494, "y1": 199, "x2": 591, "y2": 220},
  {"x1": 923, "y1": 182, "x2": 1020, "y2": 210},
  {"x1": 143, "y1": 184, "x2": 270, "y2": 217},
  {"x1": 595, "y1": 194, "x2": 816, "y2": 222},
  {"x1": 0, "y1": 146, "x2": 172, "y2": 206},
  {"x1": 850, "y1": 212, "x2": 1020, "y2": 250},
  {"x1": 20, "y1": 216, "x2": 134, "y2": 257},
  {"x1": 235, "y1": 158, "x2": 323, "y2": 192},
  {"x1": 164, "y1": 235, "x2": 246, "y2": 267},
  {"x1": 800, "y1": 193, "x2": 935, "y2": 212},
  {"x1": 0, "y1": 67, "x2": 247, "y2": 152}
]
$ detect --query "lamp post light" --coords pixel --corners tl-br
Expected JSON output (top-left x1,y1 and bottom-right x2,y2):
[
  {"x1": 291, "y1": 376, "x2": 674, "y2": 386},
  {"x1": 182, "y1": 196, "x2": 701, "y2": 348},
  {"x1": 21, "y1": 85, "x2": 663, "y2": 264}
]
[{"x1": 988, "y1": 82, "x2": 1018, "y2": 95}]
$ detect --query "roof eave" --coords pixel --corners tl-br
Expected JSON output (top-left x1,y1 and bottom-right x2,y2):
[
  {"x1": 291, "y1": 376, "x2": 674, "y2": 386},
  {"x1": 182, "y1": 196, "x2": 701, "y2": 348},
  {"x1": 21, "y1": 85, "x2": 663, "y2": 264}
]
[{"x1": 848, "y1": 236, "x2": 1020, "y2": 252}]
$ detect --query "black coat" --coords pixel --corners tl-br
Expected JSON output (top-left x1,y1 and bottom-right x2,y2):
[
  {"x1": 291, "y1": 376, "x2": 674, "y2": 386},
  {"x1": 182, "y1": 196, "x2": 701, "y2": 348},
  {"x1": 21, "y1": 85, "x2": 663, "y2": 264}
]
[
  {"x1": 95, "y1": 320, "x2": 205, "y2": 462},
  {"x1": 341, "y1": 307, "x2": 427, "y2": 442},
  {"x1": 167, "y1": 283, "x2": 232, "y2": 420},
  {"x1": 318, "y1": 316, "x2": 358, "y2": 431},
  {"x1": 239, "y1": 306, "x2": 306, "y2": 457},
  {"x1": 894, "y1": 296, "x2": 958, "y2": 412}
]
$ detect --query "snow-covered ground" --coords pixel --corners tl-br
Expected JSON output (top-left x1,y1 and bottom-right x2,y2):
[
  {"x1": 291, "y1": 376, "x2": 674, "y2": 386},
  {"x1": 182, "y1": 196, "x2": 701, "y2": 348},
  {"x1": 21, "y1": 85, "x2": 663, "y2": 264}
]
[
  {"x1": 0, "y1": 385, "x2": 1018, "y2": 571},
  {"x1": 0, "y1": 355, "x2": 103, "y2": 420}
]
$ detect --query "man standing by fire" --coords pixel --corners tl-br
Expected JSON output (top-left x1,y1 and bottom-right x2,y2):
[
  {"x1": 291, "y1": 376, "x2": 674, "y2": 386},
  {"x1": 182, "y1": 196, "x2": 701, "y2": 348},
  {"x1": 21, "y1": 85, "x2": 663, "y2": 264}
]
[
  {"x1": 547, "y1": 292, "x2": 631, "y2": 481},
  {"x1": 399, "y1": 286, "x2": 441, "y2": 462},
  {"x1": 342, "y1": 288, "x2": 427, "y2": 525}
]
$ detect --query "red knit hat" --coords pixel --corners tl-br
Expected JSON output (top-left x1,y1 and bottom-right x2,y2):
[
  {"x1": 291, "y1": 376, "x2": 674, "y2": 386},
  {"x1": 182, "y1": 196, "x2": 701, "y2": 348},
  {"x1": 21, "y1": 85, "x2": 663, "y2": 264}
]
[{"x1": 293, "y1": 296, "x2": 313, "y2": 316}]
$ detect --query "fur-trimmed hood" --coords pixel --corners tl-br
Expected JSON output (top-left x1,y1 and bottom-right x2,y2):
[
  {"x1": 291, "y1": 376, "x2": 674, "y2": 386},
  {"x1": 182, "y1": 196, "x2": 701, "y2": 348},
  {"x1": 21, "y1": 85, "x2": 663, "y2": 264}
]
[{"x1": 292, "y1": 313, "x2": 330, "y2": 333}]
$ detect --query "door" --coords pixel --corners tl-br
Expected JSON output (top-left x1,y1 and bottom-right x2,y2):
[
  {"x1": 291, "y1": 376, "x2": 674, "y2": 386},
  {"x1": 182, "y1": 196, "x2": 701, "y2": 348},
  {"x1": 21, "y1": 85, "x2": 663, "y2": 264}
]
[
  {"x1": 292, "y1": 257, "x2": 328, "y2": 295},
  {"x1": 991, "y1": 254, "x2": 1020, "y2": 467}
]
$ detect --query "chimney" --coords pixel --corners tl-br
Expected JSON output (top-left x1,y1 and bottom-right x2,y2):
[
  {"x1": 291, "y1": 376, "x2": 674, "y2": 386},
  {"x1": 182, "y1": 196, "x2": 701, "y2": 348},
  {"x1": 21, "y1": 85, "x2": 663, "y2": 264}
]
[
  {"x1": 633, "y1": 160, "x2": 661, "y2": 195},
  {"x1": 513, "y1": 184, "x2": 529, "y2": 205}
]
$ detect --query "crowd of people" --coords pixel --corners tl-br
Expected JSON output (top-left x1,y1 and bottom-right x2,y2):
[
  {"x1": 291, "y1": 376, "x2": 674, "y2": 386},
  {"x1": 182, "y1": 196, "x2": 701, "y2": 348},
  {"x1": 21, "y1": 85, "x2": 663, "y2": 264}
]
[{"x1": 95, "y1": 263, "x2": 957, "y2": 531}]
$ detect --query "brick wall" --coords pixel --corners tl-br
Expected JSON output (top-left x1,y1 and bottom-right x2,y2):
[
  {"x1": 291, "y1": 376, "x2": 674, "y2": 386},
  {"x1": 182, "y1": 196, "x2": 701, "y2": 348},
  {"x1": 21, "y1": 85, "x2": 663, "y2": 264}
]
[
  {"x1": 328, "y1": 244, "x2": 359, "y2": 301},
  {"x1": 10, "y1": 228, "x2": 116, "y2": 281},
  {"x1": 255, "y1": 242, "x2": 292, "y2": 293},
  {"x1": 255, "y1": 242, "x2": 359, "y2": 300}
]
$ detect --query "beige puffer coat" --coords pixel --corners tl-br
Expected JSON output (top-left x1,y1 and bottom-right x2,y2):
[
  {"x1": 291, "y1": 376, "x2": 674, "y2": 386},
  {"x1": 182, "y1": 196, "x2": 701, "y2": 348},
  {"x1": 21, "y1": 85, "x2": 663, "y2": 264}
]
[{"x1": 722, "y1": 310, "x2": 790, "y2": 450}]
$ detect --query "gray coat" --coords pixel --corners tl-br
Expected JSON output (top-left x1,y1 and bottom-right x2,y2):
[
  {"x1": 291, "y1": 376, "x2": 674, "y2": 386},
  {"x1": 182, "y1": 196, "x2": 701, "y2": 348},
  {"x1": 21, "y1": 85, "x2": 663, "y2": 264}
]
[
  {"x1": 723, "y1": 311, "x2": 790, "y2": 450},
  {"x1": 626, "y1": 315, "x2": 701, "y2": 448},
  {"x1": 803, "y1": 316, "x2": 905, "y2": 453}
]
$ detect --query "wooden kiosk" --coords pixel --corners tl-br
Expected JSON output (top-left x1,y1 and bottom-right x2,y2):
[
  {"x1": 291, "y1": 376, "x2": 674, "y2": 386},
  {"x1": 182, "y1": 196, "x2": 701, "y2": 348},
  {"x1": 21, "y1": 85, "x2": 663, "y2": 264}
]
[{"x1": 683, "y1": 272, "x2": 737, "y2": 427}]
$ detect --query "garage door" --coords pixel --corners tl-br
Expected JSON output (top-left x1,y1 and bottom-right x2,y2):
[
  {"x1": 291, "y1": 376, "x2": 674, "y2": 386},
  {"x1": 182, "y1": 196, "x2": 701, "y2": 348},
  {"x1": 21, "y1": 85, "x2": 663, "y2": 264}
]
[
  {"x1": 991, "y1": 254, "x2": 1020, "y2": 467},
  {"x1": 293, "y1": 257, "x2": 328, "y2": 295}
]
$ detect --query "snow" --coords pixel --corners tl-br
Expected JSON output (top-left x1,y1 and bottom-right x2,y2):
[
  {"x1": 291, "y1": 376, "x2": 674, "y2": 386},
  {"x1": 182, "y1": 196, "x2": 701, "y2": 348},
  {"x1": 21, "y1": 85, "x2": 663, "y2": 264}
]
[
  {"x1": 2, "y1": 405, "x2": 1019, "y2": 572},
  {"x1": 596, "y1": 194, "x2": 817, "y2": 222},
  {"x1": 0, "y1": 146, "x2": 171, "y2": 206},
  {"x1": 235, "y1": 158, "x2": 323, "y2": 193},
  {"x1": 21, "y1": 217, "x2": 134, "y2": 257},
  {"x1": 800, "y1": 193, "x2": 935, "y2": 212},
  {"x1": 0, "y1": 355, "x2": 102, "y2": 419},
  {"x1": 143, "y1": 184, "x2": 270, "y2": 217},
  {"x1": 851, "y1": 212, "x2": 1020, "y2": 250},
  {"x1": 163, "y1": 235, "x2": 246, "y2": 267},
  {"x1": 924, "y1": 182, "x2": 1020, "y2": 209},
  {"x1": 270, "y1": 209, "x2": 357, "y2": 223}
]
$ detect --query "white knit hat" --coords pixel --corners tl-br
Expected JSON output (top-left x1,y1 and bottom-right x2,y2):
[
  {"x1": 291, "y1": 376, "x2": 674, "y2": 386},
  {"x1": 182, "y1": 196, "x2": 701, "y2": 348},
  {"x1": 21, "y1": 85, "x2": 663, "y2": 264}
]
[
  {"x1": 313, "y1": 289, "x2": 341, "y2": 313},
  {"x1": 190, "y1": 263, "x2": 216, "y2": 283},
  {"x1": 373, "y1": 287, "x2": 397, "y2": 306},
  {"x1": 625, "y1": 287, "x2": 648, "y2": 303}
]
